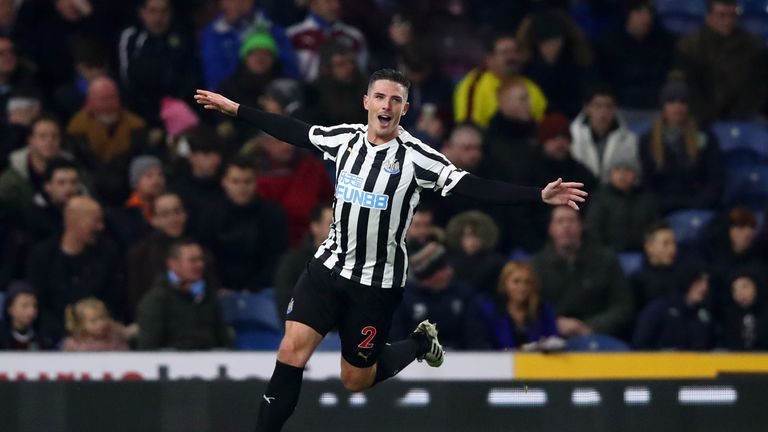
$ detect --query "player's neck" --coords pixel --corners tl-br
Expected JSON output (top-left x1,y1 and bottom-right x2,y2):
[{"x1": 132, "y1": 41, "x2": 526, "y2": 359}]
[{"x1": 366, "y1": 129, "x2": 398, "y2": 145}]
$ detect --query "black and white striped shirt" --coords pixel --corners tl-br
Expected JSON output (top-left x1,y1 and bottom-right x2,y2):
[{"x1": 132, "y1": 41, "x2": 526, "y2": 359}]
[{"x1": 308, "y1": 124, "x2": 468, "y2": 288}]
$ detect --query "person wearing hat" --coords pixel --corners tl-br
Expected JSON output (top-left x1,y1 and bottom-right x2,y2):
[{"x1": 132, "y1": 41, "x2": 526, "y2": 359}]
[
  {"x1": 585, "y1": 150, "x2": 659, "y2": 253},
  {"x1": 389, "y1": 241, "x2": 493, "y2": 351},
  {"x1": 639, "y1": 77, "x2": 724, "y2": 214},
  {"x1": 0, "y1": 281, "x2": 52, "y2": 350},
  {"x1": 219, "y1": 31, "x2": 281, "y2": 112}
]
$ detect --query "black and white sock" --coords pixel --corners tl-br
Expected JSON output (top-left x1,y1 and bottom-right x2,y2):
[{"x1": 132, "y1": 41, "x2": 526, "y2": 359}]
[{"x1": 254, "y1": 361, "x2": 304, "y2": 432}]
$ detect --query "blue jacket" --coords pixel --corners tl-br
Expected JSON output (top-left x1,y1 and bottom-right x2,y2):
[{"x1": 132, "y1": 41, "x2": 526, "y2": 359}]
[
  {"x1": 200, "y1": 9, "x2": 299, "y2": 90},
  {"x1": 481, "y1": 300, "x2": 558, "y2": 350}
]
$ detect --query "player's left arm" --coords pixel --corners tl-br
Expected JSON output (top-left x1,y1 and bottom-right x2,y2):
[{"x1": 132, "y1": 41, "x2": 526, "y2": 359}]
[{"x1": 452, "y1": 174, "x2": 588, "y2": 210}]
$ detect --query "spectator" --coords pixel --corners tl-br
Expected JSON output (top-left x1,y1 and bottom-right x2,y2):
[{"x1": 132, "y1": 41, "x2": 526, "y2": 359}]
[
  {"x1": 26, "y1": 196, "x2": 122, "y2": 341},
  {"x1": 405, "y1": 205, "x2": 442, "y2": 248},
  {"x1": 513, "y1": 113, "x2": 597, "y2": 253},
  {"x1": 444, "y1": 210, "x2": 506, "y2": 297},
  {"x1": 260, "y1": 78, "x2": 312, "y2": 121},
  {"x1": 478, "y1": 77, "x2": 537, "y2": 184},
  {"x1": 310, "y1": 41, "x2": 368, "y2": 125},
  {"x1": 633, "y1": 265, "x2": 714, "y2": 350},
  {"x1": 196, "y1": 157, "x2": 288, "y2": 291},
  {"x1": 532, "y1": 206, "x2": 634, "y2": 339},
  {"x1": 585, "y1": 154, "x2": 659, "y2": 252},
  {"x1": 718, "y1": 272, "x2": 768, "y2": 350},
  {"x1": 219, "y1": 31, "x2": 282, "y2": 117},
  {"x1": 676, "y1": 0, "x2": 767, "y2": 124},
  {"x1": 0, "y1": 89, "x2": 43, "y2": 160},
  {"x1": 454, "y1": 33, "x2": 546, "y2": 128},
  {"x1": 107, "y1": 155, "x2": 166, "y2": 249},
  {"x1": 570, "y1": 84, "x2": 639, "y2": 184},
  {"x1": 67, "y1": 77, "x2": 149, "y2": 205},
  {"x1": 390, "y1": 241, "x2": 492, "y2": 350},
  {"x1": 0, "y1": 116, "x2": 73, "y2": 213},
  {"x1": 61, "y1": 297, "x2": 130, "y2": 351},
  {"x1": 274, "y1": 202, "x2": 333, "y2": 320},
  {"x1": 481, "y1": 261, "x2": 560, "y2": 351},
  {"x1": 631, "y1": 222, "x2": 683, "y2": 311},
  {"x1": 0, "y1": 0, "x2": 17, "y2": 38},
  {"x1": 118, "y1": 0, "x2": 199, "y2": 125},
  {"x1": 246, "y1": 132, "x2": 333, "y2": 247},
  {"x1": 286, "y1": 0, "x2": 368, "y2": 81},
  {"x1": 516, "y1": 9, "x2": 596, "y2": 117},
  {"x1": 594, "y1": 0, "x2": 675, "y2": 111},
  {"x1": 51, "y1": 38, "x2": 110, "y2": 122},
  {"x1": 639, "y1": 78, "x2": 724, "y2": 214},
  {"x1": 137, "y1": 238, "x2": 230, "y2": 350},
  {"x1": 200, "y1": 0, "x2": 298, "y2": 90},
  {"x1": 0, "y1": 282, "x2": 51, "y2": 350},
  {"x1": 0, "y1": 36, "x2": 39, "y2": 124}
]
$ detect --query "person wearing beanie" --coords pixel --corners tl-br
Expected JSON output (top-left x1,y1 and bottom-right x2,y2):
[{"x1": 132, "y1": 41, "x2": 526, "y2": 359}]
[
  {"x1": 633, "y1": 263, "x2": 715, "y2": 350},
  {"x1": 639, "y1": 77, "x2": 724, "y2": 214},
  {"x1": 585, "y1": 150, "x2": 659, "y2": 253},
  {"x1": 389, "y1": 241, "x2": 493, "y2": 351},
  {"x1": 262, "y1": 78, "x2": 312, "y2": 121}
]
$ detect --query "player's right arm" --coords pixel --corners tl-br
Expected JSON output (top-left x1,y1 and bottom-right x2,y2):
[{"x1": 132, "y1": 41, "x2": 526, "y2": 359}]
[{"x1": 194, "y1": 89, "x2": 314, "y2": 149}]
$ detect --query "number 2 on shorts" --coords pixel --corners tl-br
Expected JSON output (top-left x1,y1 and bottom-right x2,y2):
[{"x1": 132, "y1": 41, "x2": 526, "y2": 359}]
[{"x1": 358, "y1": 326, "x2": 377, "y2": 349}]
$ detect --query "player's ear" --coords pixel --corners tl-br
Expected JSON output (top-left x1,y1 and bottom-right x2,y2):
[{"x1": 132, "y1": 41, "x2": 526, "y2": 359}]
[
  {"x1": 402, "y1": 101, "x2": 410, "y2": 116},
  {"x1": 363, "y1": 94, "x2": 369, "y2": 110}
]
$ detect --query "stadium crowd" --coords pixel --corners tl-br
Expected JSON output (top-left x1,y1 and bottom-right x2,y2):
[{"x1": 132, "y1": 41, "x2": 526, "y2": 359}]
[{"x1": 0, "y1": 0, "x2": 767, "y2": 352}]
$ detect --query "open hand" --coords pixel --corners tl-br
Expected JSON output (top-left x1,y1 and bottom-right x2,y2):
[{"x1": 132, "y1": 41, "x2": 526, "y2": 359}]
[
  {"x1": 194, "y1": 89, "x2": 240, "y2": 116},
  {"x1": 541, "y1": 178, "x2": 588, "y2": 210}
]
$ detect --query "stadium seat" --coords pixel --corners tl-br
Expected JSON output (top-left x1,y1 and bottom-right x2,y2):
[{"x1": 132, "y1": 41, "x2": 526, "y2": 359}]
[
  {"x1": 741, "y1": 0, "x2": 768, "y2": 40},
  {"x1": 723, "y1": 160, "x2": 768, "y2": 207},
  {"x1": 233, "y1": 325, "x2": 283, "y2": 350},
  {"x1": 618, "y1": 252, "x2": 644, "y2": 276},
  {"x1": 656, "y1": 0, "x2": 707, "y2": 34},
  {"x1": 565, "y1": 334, "x2": 630, "y2": 352},
  {"x1": 665, "y1": 209, "x2": 716, "y2": 248},
  {"x1": 507, "y1": 247, "x2": 531, "y2": 262},
  {"x1": 0, "y1": 291, "x2": 4, "y2": 321},
  {"x1": 219, "y1": 288, "x2": 283, "y2": 332},
  {"x1": 711, "y1": 121, "x2": 768, "y2": 159}
]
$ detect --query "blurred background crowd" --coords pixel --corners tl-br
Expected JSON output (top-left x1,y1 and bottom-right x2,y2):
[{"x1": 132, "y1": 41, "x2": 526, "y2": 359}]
[{"x1": 0, "y1": 0, "x2": 767, "y2": 354}]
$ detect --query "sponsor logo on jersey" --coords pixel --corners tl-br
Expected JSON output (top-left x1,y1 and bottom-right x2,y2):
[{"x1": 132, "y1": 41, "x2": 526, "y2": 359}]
[
  {"x1": 383, "y1": 158, "x2": 400, "y2": 175},
  {"x1": 336, "y1": 170, "x2": 389, "y2": 210}
]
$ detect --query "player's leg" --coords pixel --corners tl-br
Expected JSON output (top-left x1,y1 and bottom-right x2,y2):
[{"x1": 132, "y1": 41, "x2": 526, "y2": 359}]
[{"x1": 255, "y1": 260, "x2": 339, "y2": 432}]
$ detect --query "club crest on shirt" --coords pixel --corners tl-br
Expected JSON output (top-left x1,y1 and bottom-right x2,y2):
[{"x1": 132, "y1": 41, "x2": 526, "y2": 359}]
[{"x1": 383, "y1": 158, "x2": 400, "y2": 175}]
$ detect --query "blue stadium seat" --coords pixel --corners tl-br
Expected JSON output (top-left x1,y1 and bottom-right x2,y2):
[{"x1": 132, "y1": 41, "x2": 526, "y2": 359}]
[
  {"x1": 724, "y1": 161, "x2": 768, "y2": 207},
  {"x1": 711, "y1": 121, "x2": 768, "y2": 159},
  {"x1": 618, "y1": 252, "x2": 644, "y2": 276},
  {"x1": 219, "y1": 288, "x2": 282, "y2": 332},
  {"x1": 507, "y1": 247, "x2": 531, "y2": 262},
  {"x1": 233, "y1": 325, "x2": 283, "y2": 350},
  {"x1": 0, "y1": 291, "x2": 5, "y2": 321},
  {"x1": 656, "y1": 0, "x2": 707, "y2": 34},
  {"x1": 665, "y1": 209, "x2": 716, "y2": 248},
  {"x1": 565, "y1": 334, "x2": 630, "y2": 352}
]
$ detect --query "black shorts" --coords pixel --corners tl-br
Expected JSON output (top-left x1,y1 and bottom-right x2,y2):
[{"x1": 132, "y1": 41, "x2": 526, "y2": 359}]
[{"x1": 287, "y1": 258, "x2": 403, "y2": 368}]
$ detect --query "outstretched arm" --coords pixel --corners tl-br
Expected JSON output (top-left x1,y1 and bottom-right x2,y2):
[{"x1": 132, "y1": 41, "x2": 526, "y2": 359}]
[
  {"x1": 194, "y1": 89, "x2": 313, "y2": 149},
  {"x1": 452, "y1": 175, "x2": 588, "y2": 210}
]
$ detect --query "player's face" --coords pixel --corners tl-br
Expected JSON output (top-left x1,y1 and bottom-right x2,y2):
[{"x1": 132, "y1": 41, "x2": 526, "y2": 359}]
[{"x1": 363, "y1": 79, "x2": 409, "y2": 144}]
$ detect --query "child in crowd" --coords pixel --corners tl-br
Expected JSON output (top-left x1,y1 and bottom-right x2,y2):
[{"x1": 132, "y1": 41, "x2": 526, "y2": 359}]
[
  {"x1": 719, "y1": 272, "x2": 768, "y2": 350},
  {"x1": 0, "y1": 282, "x2": 50, "y2": 350},
  {"x1": 61, "y1": 298, "x2": 131, "y2": 351}
]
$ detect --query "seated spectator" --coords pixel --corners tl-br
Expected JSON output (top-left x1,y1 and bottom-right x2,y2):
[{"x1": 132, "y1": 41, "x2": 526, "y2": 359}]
[
  {"x1": 631, "y1": 222, "x2": 683, "y2": 311},
  {"x1": 390, "y1": 241, "x2": 492, "y2": 350},
  {"x1": 633, "y1": 265, "x2": 714, "y2": 350},
  {"x1": 570, "y1": 84, "x2": 639, "y2": 184},
  {"x1": 309, "y1": 41, "x2": 368, "y2": 126},
  {"x1": 0, "y1": 36, "x2": 40, "y2": 123},
  {"x1": 639, "y1": 78, "x2": 724, "y2": 213},
  {"x1": 454, "y1": 33, "x2": 546, "y2": 128},
  {"x1": 718, "y1": 271, "x2": 768, "y2": 350},
  {"x1": 0, "y1": 116, "x2": 73, "y2": 213},
  {"x1": 61, "y1": 297, "x2": 130, "y2": 351},
  {"x1": 200, "y1": 0, "x2": 298, "y2": 90},
  {"x1": 118, "y1": 0, "x2": 199, "y2": 124},
  {"x1": 405, "y1": 205, "x2": 442, "y2": 248},
  {"x1": 196, "y1": 157, "x2": 288, "y2": 291},
  {"x1": 585, "y1": 154, "x2": 659, "y2": 252},
  {"x1": 286, "y1": 0, "x2": 368, "y2": 82},
  {"x1": 0, "y1": 89, "x2": 43, "y2": 161},
  {"x1": 676, "y1": 0, "x2": 767, "y2": 124},
  {"x1": 516, "y1": 9, "x2": 596, "y2": 117},
  {"x1": 107, "y1": 155, "x2": 166, "y2": 249},
  {"x1": 245, "y1": 132, "x2": 333, "y2": 247},
  {"x1": 444, "y1": 210, "x2": 506, "y2": 297},
  {"x1": 274, "y1": 202, "x2": 333, "y2": 320},
  {"x1": 481, "y1": 261, "x2": 559, "y2": 350},
  {"x1": 260, "y1": 78, "x2": 313, "y2": 121},
  {"x1": 26, "y1": 196, "x2": 122, "y2": 340},
  {"x1": 594, "y1": 0, "x2": 675, "y2": 111},
  {"x1": 137, "y1": 238, "x2": 230, "y2": 350},
  {"x1": 51, "y1": 38, "x2": 110, "y2": 122},
  {"x1": 67, "y1": 77, "x2": 149, "y2": 205},
  {"x1": 532, "y1": 206, "x2": 634, "y2": 339},
  {"x1": 0, "y1": 282, "x2": 51, "y2": 350}
]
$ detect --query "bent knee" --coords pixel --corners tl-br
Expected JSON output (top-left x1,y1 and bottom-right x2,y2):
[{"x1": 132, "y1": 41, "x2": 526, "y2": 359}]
[
  {"x1": 278, "y1": 339, "x2": 312, "y2": 367},
  {"x1": 340, "y1": 369, "x2": 373, "y2": 392}
]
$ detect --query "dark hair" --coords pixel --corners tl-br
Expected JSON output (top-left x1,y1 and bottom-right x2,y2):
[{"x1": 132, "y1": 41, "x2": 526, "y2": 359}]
[
  {"x1": 309, "y1": 202, "x2": 333, "y2": 224},
  {"x1": 224, "y1": 155, "x2": 255, "y2": 174},
  {"x1": 625, "y1": 0, "x2": 653, "y2": 15},
  {"x1": 43, "y1": 158, "x2": 79, "y2": 183},
  {"x1": 644, "y1": 220, "x2": 673, "y2": 242},
  {"x1": 150, "y1": 192, "x2": 185, "y2": 215},
  {"x1": 708, "y1": 0, "x2": 737, "y2": 12},
  {"x1": 729, "y1": 207, "x2": 757, "y2": 228},
  {"x1": 28, "y1": 114, "x2": 61, "y2": 139},
  {"x1": 167, "y1": 237, "x2": 200, "y2": 260},
  {"x1": 186, "y1": 125, "x2": 221, "y2": 154},
  {"x1": 481, "y1": 31, "x2": 515, "y2": 55},
  {"x1": 583, "y1": 83, "x2": 615, "y2": 104},
  {"x1": 367, "y1": 68, "x2": 410, "y2": 93}
]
